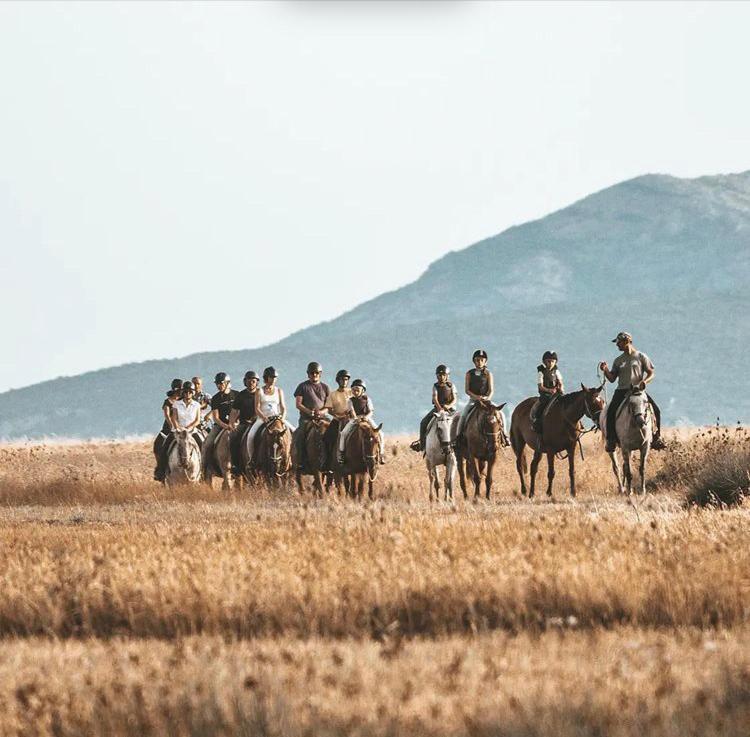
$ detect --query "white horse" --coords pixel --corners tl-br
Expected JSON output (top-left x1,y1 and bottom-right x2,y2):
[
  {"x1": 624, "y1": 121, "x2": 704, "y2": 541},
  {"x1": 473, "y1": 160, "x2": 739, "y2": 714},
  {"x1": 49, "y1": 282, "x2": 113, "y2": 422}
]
[
  {"x1": 424, "y1": 410, "x2": 458, "y2": 502},
  {"x1": 165, "y1": 428, "x2": 202, "y2": 486},
  {"x1": 600, "y1": 390, "x2": 653, "y2": 495}
]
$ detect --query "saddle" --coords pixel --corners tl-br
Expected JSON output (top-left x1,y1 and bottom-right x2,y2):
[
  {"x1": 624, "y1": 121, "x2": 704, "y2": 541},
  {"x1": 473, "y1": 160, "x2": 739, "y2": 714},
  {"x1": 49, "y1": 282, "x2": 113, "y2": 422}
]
[{"x1": 530, "y1": 394, "x2": 558, "y2": 425}]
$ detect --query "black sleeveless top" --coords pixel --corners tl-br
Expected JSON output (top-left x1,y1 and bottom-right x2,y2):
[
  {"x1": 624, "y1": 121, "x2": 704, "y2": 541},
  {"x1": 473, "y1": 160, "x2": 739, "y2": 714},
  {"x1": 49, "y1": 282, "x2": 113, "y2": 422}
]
[
  {"x1": 350, "y1": 394, "x2": 370, "y2": 416},
  {"x1": 433, "y1": 381, "x2": 455, "y2": 408},
  {"x1": 468, "y1": 368, "x2": 490, "y2": 396}
]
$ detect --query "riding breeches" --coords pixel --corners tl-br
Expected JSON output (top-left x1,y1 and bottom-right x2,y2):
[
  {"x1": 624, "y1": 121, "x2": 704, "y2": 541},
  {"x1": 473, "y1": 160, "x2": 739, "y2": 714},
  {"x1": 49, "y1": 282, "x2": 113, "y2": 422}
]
[{"x1": 339, "y1": 418, "x2": 384, "y2": 454}]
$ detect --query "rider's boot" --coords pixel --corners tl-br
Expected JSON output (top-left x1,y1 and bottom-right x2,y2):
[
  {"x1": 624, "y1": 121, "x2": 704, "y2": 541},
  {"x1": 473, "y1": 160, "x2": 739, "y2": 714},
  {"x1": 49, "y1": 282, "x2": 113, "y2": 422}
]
[
  {"x1": 409, "y1": 440, "x2": 421, "y2": 452},
  {"x1": 651, "y1": 433, "x2": 667, "y2": 450}
]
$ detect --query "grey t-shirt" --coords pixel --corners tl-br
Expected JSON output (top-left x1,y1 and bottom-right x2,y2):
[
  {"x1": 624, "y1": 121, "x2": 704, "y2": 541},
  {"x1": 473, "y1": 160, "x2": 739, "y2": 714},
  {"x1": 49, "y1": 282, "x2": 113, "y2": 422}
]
[{"x1": 612, "y1": 350, "x2": 654, "y2": 390}]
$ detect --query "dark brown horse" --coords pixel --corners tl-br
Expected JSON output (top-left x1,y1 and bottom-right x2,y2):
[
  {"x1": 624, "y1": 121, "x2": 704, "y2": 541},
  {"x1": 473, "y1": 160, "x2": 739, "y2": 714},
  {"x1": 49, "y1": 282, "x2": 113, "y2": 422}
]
[
  {"x1": 253, "y1": 416, "x2": 292, "y2": 487},
  {"x1": 457, "y1": 401, "x2": 508, "y2": 500},
  {"x1": 510, "y1": 384, "x2": 604, "y2": 498},
  {"x1": 339, "y1": 420, "x2": 383, "y2": 500},
  {"x1": 291, "y1": 416, "x2": 331, "y2": 496}
]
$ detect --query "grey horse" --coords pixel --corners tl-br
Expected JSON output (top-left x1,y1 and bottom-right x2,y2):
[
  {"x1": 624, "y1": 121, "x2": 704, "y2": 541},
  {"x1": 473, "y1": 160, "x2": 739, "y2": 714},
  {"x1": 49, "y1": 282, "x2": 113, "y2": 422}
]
[{"x1": 424, "y1": 410, "x2": 458, "y2": 502}]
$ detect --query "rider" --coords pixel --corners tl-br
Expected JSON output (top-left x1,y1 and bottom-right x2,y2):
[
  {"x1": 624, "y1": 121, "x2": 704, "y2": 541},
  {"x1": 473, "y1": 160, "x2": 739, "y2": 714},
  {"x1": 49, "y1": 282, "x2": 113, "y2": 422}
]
[
  {"x1": 411, "y1": 364, "x2": 457, "y2": 452},
  {"x1": 153, "y1": 378, "x2": 183, "y2": 480},
  {"x1": 192, "y1": 376, "x2": 213, "y2": 436},
  {"x1": 245, "y1": 366, "x2": 294, "y2": 467},
  {"x1": 293, "y1": 362, "x2": 330, "y2": 470},
  {"x1": 531, "y1": 351, "x2": 564, "y2": 434},
  {"x1": 455, "y1": 349, "x2": 494, "y2": 443},
  {"x1": 154, "y1": 381, "x2": 201, "y2": 480},
  {"x1": 202, "y1": 372, "x2": 238, "y2": 470},
  {"x1": 322, "y1": 369, "x2": 352, "y2": 466},
  {"x1": 337, "y1": 379, "x2": 385, "y2": 465},
  {"x1": 599, "y1": 331, "x2": 665, "y2": 452},
  {"x1": 228, "y1": 370, "x2": 259, "y2": 474}
]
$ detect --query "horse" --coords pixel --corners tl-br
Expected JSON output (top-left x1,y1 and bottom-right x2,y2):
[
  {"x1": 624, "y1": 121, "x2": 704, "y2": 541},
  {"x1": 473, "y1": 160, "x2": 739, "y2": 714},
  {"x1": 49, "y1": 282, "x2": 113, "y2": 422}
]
[
  {"x1": 202, "y1": 428, "x2": 235, "y2": 491},
  {"x1": 165, "y1": 428, "x2": 202, "y2": 486},
  {"x1": 424, "y1": 410, "x2": 459, "y2": 502},
  {"x1": 599, "y1": 389, "x2": 653, "y2": 495},
  {"x1": 339, "y1": 420, "x2": 383, "y2": 500},
  {"x1": 510, "y1": 384, "x2": 604, "y2": 498},
  {"x1": 456, "y1": 401, "x2": 508, "y2": 500},
  {"x1": 253, "y1": 416, "x2": 292, "y2": 487},
  {"x1": 291, "y1": 416, "x2": 331, "y2": 497}
]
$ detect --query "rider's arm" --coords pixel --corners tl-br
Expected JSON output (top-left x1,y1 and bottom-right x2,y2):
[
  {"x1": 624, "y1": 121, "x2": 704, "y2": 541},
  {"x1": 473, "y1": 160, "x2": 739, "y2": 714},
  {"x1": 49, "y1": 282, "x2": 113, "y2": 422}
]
[
  {"x1": 464, "y1": 371, "x2": 481, "y2": 401},
  {"x1": 362, "y1": 398, "x2": 374, "y2": 421},
  {"x1": 255, "y1": 391, "x2": 266, "y2": 422},
  {"x1": 485, "y1": 371, "x2": 494, "y2": 401},
  {"x1": 295, "y1": 394, "x2": 314, "y2": 417},
  {"x1": 187, "y1": 410, "x2": 201, "y2": 431},
  {"x1": 169, "y1": 407, "x2": 179, "y2": 429},
  {"x1": 432, "y1": 386, "x2": 443, "y2": 412},
  {"x1": 163, "y1": 403, "x2": 175, "y2": 430},
  {"x1": 557, "y1": 371, "x2": 565, "y2": 394},
  {"x1": 278, "y1": 389, "x2": 287, "y2": 420},
  {"x1": 229, "y1": 408, "x2": 240, "y2": 426}
]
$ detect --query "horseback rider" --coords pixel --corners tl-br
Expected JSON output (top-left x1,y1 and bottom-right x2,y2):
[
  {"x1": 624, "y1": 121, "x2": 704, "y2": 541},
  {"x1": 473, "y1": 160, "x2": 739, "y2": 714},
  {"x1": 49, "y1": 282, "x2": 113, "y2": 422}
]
[
  {"x1": 154, "y1": 381, "x2": 201, "y2": 481},
  {"x1": 153, "y1": 378, "x2": 183, "y2": 480},
  {"x1": 531, "y1": 351, "x2": 564, "y2": 435},
  {"x1": 245, "y1": 366, "x2": 294, "y2": 467},
  {"x1": 293, "y1": 362, "x2": 330, "y2": 470},
  {"x1": 455, "y1": 349, "x2": 494, "y2": 442},
  {"x1": 228, "y1": 370, "x2": 259, "y2": 475},
  {"x1": 322, "y1": 369, "x2": 352, "y2": 466},
  {"x1": 192, "y1": 376, "x2": 212, "y2": 435},
  {"x1": 337, "y1": 379, "x2": 385, "y2": 465},
  {"x1": 411, "y1": 364, "x2": 457, "y2": 452},
  {"x1": 599, "y1": 332, "x2": 665, "y2": 452},
  {"x1": 201, "y1": 372, "x2": 238, "y2": 471}
]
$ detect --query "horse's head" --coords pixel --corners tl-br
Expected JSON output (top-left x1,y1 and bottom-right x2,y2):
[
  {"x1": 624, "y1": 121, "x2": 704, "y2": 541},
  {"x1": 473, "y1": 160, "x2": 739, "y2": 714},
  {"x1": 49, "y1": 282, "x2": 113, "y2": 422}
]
[
  {"x1": 479, "y1": 401, "x2": 509, "y2": 452},
  {"x1": 359, "y1": 421, "x2": 383, "y2": 474},
  {"x1": 264, "y1": 416, "x2": 290, "y2": 476},
  {"x1": 628, "y1": 390, "x2": 650, "y2": 429},
  {"x1": 432, "y1": 410, "x2": 454, "y2": 452},
  {"x1": 580, "y1": 383, "x2": 606, "y2": 421}
]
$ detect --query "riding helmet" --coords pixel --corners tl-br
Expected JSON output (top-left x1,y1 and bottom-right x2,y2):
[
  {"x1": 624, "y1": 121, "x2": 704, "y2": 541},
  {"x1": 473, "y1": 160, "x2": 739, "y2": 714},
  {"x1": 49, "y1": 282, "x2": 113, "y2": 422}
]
[
  {"x1": 435, "y1": 364, "x2": 450, "y2": 375},
  {"x1": 472, "y1": 349, "x2": 488, "y2": 360},
  {"x1": 182, "y1": 381, "x2": 195, "y2": 393},
  {"x1": 214, "y1": 372, "x2": 230, "y2": 384},
  {"x1": 263, "y1": 366, "x2": 279, "y2": 379},
  {"x1": 171, "y1": 378, "x2": 184, "y2": 391},
  {"x1": 244, "y1": 370, "x2": 259, "y2": 381},
  {"x1": 542, "y1": 351, "x2": 558, "y2": 362},
  {"x1": 335, "y1": 369, "x2": 350, "y2": 382},
  {"x1": 351, "y1": 378, "x2": 366, "y2": 392},
  {"x1": 307, "y1": 361, "x2": 322, "y2": 375}
]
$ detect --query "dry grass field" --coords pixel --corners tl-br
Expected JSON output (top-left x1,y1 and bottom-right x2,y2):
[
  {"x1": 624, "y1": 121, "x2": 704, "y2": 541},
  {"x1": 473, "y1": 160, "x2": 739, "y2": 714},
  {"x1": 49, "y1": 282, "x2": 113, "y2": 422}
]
[{"x1": 0, "y1": 428, "x2": 748, "y2": 736}]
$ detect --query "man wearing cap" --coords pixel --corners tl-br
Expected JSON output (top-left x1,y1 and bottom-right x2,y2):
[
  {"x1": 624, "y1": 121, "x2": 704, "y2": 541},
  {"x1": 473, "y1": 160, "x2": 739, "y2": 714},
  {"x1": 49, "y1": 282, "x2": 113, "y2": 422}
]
[
  {"x1": 192, "y1": 376, "x2": 212, "y2": 436},
  {"x1": 228, "y1": 370, "x2": 259, "y2": 475},
  {"x1": 322, "y1": 369, "x2": 352, "y2": 467},
  {"x1": 293, "y1": 362, "x2": 331, "y2": 470},
  {"x1": 202, "y1": 372, "x2": 238, "y2": 473},
  {"x1": 599, "y1": 332, "x2": 664, "y2": 452}
]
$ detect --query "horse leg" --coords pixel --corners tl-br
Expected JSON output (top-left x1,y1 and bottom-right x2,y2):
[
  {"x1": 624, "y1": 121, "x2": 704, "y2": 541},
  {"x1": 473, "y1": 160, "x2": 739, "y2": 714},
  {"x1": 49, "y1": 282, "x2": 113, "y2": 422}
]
[
  {"x1": 609, "y1": 451, "x2": 624, "y2": 494},
  {"x1": 638, "y1": 445, "x2": 649, "y2": 495},
  {"x1": 446, "y1": 455, "x2": 455, "y2": 502},
  {"x1": 428, "y1": 464, "x2": 436, "y2": 503},
  {"x1": 545, "y1": 452, "x2": 555, "y2": 497},
  {"x1": 457, "y1": 454, "x2": 468, "y2": 500},
  {"x1": 368, "y1": 474, "x2": 374, "y2": 501},
  {"x1": 622, "y1": 451, "x2": 633, "y2": 496},
  {"x1": 472, "y1": 459, "x2": 483, "y2": 499},
  {"x1": 529, "y1": 449, "x2": 543, "y2": 499},
  {"x1": 568, "y1": 446, "x2": 576, "y2": 498},
  {"x1": 484, "y1": 458, "x2": 494, "y2": 500},
  {"x1": 515, "y1": 446, "x2": 528, "y2": 497}
]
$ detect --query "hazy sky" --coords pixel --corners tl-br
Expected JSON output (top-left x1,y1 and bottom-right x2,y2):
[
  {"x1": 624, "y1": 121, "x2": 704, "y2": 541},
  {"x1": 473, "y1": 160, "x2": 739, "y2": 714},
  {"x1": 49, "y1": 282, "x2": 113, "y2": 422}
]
[{"x1": 2, "y1": 1, "x2": 749, "y2": 393}]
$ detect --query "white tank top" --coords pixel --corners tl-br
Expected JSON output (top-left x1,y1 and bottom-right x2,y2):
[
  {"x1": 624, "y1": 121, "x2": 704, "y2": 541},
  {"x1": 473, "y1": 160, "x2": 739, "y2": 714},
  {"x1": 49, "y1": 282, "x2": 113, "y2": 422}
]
[{"x1": 259, "y1": 386, "x2": 281, "y2": 417}]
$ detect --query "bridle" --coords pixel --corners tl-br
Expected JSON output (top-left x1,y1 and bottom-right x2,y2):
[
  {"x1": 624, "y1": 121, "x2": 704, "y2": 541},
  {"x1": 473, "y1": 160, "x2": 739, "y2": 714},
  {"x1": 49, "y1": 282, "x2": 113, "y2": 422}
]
[
  {"x1": 359, "y1": 422, "x2": 380, "y2": 481},
  {"x1": 264, "y1": 416, "x2": 290, "y2": 477},
  {"x1": 479, "y1": 405, "x2": 507, "y2": 455}
]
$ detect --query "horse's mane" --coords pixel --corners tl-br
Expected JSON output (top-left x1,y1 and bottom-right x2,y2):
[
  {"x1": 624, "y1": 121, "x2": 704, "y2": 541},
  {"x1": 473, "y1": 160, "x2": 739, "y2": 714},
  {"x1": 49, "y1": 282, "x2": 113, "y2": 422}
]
[{"x1": 558, "y1": 388, "x2": 586, "y2": 408}]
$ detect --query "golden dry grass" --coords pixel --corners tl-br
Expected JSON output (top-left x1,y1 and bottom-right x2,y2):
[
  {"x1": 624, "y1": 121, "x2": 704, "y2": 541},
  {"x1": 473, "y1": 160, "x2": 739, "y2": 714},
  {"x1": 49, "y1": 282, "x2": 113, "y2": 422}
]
[{"x1": 0, "y1": 431, "x2": 748, "y2": 735}]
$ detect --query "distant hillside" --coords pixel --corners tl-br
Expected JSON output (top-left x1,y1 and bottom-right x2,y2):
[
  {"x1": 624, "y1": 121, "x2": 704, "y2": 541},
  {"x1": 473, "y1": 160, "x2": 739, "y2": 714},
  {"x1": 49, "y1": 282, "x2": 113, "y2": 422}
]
[{"x1": 2, "y1": 171, "x2": 749, "y2": 439}]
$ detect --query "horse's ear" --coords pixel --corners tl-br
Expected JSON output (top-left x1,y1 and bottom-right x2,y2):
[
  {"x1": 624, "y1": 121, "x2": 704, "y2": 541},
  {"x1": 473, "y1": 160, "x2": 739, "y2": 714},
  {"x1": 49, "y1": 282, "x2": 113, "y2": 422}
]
[
  {"x1": 580, "y1": 382, "x2": 586, "y2": 391},
  {"x1": 596, "y1": 381, "x2": 605, "y2": 392},
  {"x1": 375, "y1": 423, "x2": 383, "y2": 432},
  {"x1": 495, "y1": 403, "x2": 506, "y2": 411}
]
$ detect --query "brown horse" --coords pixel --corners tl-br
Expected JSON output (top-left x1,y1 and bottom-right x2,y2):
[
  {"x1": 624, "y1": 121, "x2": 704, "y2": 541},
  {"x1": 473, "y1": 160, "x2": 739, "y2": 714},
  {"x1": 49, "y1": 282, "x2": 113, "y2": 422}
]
[
  {"x1": 291, "y1": 416, "x2": 331, "y2": 497},
  {"x1": 339, "y1": 420, "x2": 383, "y2": 500},
  {"x1": 510, "y1": 384, "x2": 604, "y2": 498},
  {"x1": 253, "y1": 416, "x2": 292, "y2": 487},
  {"x1": 457, "y1": 401, "x2": 508, "y2": 500}
]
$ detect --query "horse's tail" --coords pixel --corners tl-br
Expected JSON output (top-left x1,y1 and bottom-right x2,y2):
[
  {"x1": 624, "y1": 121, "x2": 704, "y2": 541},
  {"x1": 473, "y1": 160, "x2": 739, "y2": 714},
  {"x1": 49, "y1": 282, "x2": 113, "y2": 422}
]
[{"x1": 510, "y1": 421, "x2": 527, "y2": 472}]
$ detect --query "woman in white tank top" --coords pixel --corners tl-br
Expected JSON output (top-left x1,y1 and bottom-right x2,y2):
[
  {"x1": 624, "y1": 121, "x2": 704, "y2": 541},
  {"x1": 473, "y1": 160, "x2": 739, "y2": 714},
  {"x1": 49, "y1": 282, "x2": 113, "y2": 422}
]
[{"x1": 246, "y1": 366, "x2": 295, "y2": 462}]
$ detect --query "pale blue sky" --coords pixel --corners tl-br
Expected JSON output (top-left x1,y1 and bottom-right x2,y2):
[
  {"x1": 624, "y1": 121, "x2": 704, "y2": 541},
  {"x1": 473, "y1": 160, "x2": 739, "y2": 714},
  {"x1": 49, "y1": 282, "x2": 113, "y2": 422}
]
[{"x1": 2, "y1": 1, "x2": 749, "y2": 393}]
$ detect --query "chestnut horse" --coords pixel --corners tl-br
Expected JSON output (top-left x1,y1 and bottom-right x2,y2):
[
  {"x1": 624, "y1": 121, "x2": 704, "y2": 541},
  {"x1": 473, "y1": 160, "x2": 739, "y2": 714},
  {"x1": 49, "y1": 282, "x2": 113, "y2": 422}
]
[
  {"x1": 456, "y1": 401, "x2": 508, "y2": 500},
  {"x1": 253, "y1": 416, "x2": 292, "y2": 487},
  {"x1": 510, "y1": 384, "x2": 604, "y2": 498},
  {"x1": 339, "y1": 420, "x2": 383, "y2": 500},
  {"x1": 291, "y1": 416, "x2": 331, "y2": 497}
]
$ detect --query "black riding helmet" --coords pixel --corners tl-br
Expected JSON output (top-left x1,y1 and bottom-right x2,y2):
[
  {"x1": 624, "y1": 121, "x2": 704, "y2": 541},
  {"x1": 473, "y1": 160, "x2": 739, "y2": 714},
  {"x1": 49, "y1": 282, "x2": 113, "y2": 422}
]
[
  {"x1": 171, "y1": 378, "x2": 184, "y2": 391},
  {"x1": 214, "y1": 372, "x2": 230, "y2": 384},
  {"x1": 435, "y1": 364, "x2": 450, "y2": 375},
  {"x1": 542, "y1": 351, "x2": 558, "y2": 362},
  {"x1": 472, "y1": 349, "x2": 488, "y2": 360},
  {"x1": 244, "y1": 370, "x2": 259, "y2": 381},
  {"x1": 335, "y1": 369, "x2": 350, "y2": 382},
  {"x1": 307, "y1": 361, "x2": 322, "y2": 375},
  {"x1": 263, "y1": 366, "x2": 279, "y2": 380},
  {"x1": 182, "y1": 381, "x2": 195, "y2": 393},
  {"x1": 351, "y1": 379, "x2": 366, "y2": 392}
]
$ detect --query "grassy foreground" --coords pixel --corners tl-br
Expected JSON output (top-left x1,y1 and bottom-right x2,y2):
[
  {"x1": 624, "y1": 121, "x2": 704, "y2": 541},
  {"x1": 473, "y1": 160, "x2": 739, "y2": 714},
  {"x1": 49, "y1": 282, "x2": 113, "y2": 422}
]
[{"x1": 0, "y1": 433, "x2": 748, "y2": 735}]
